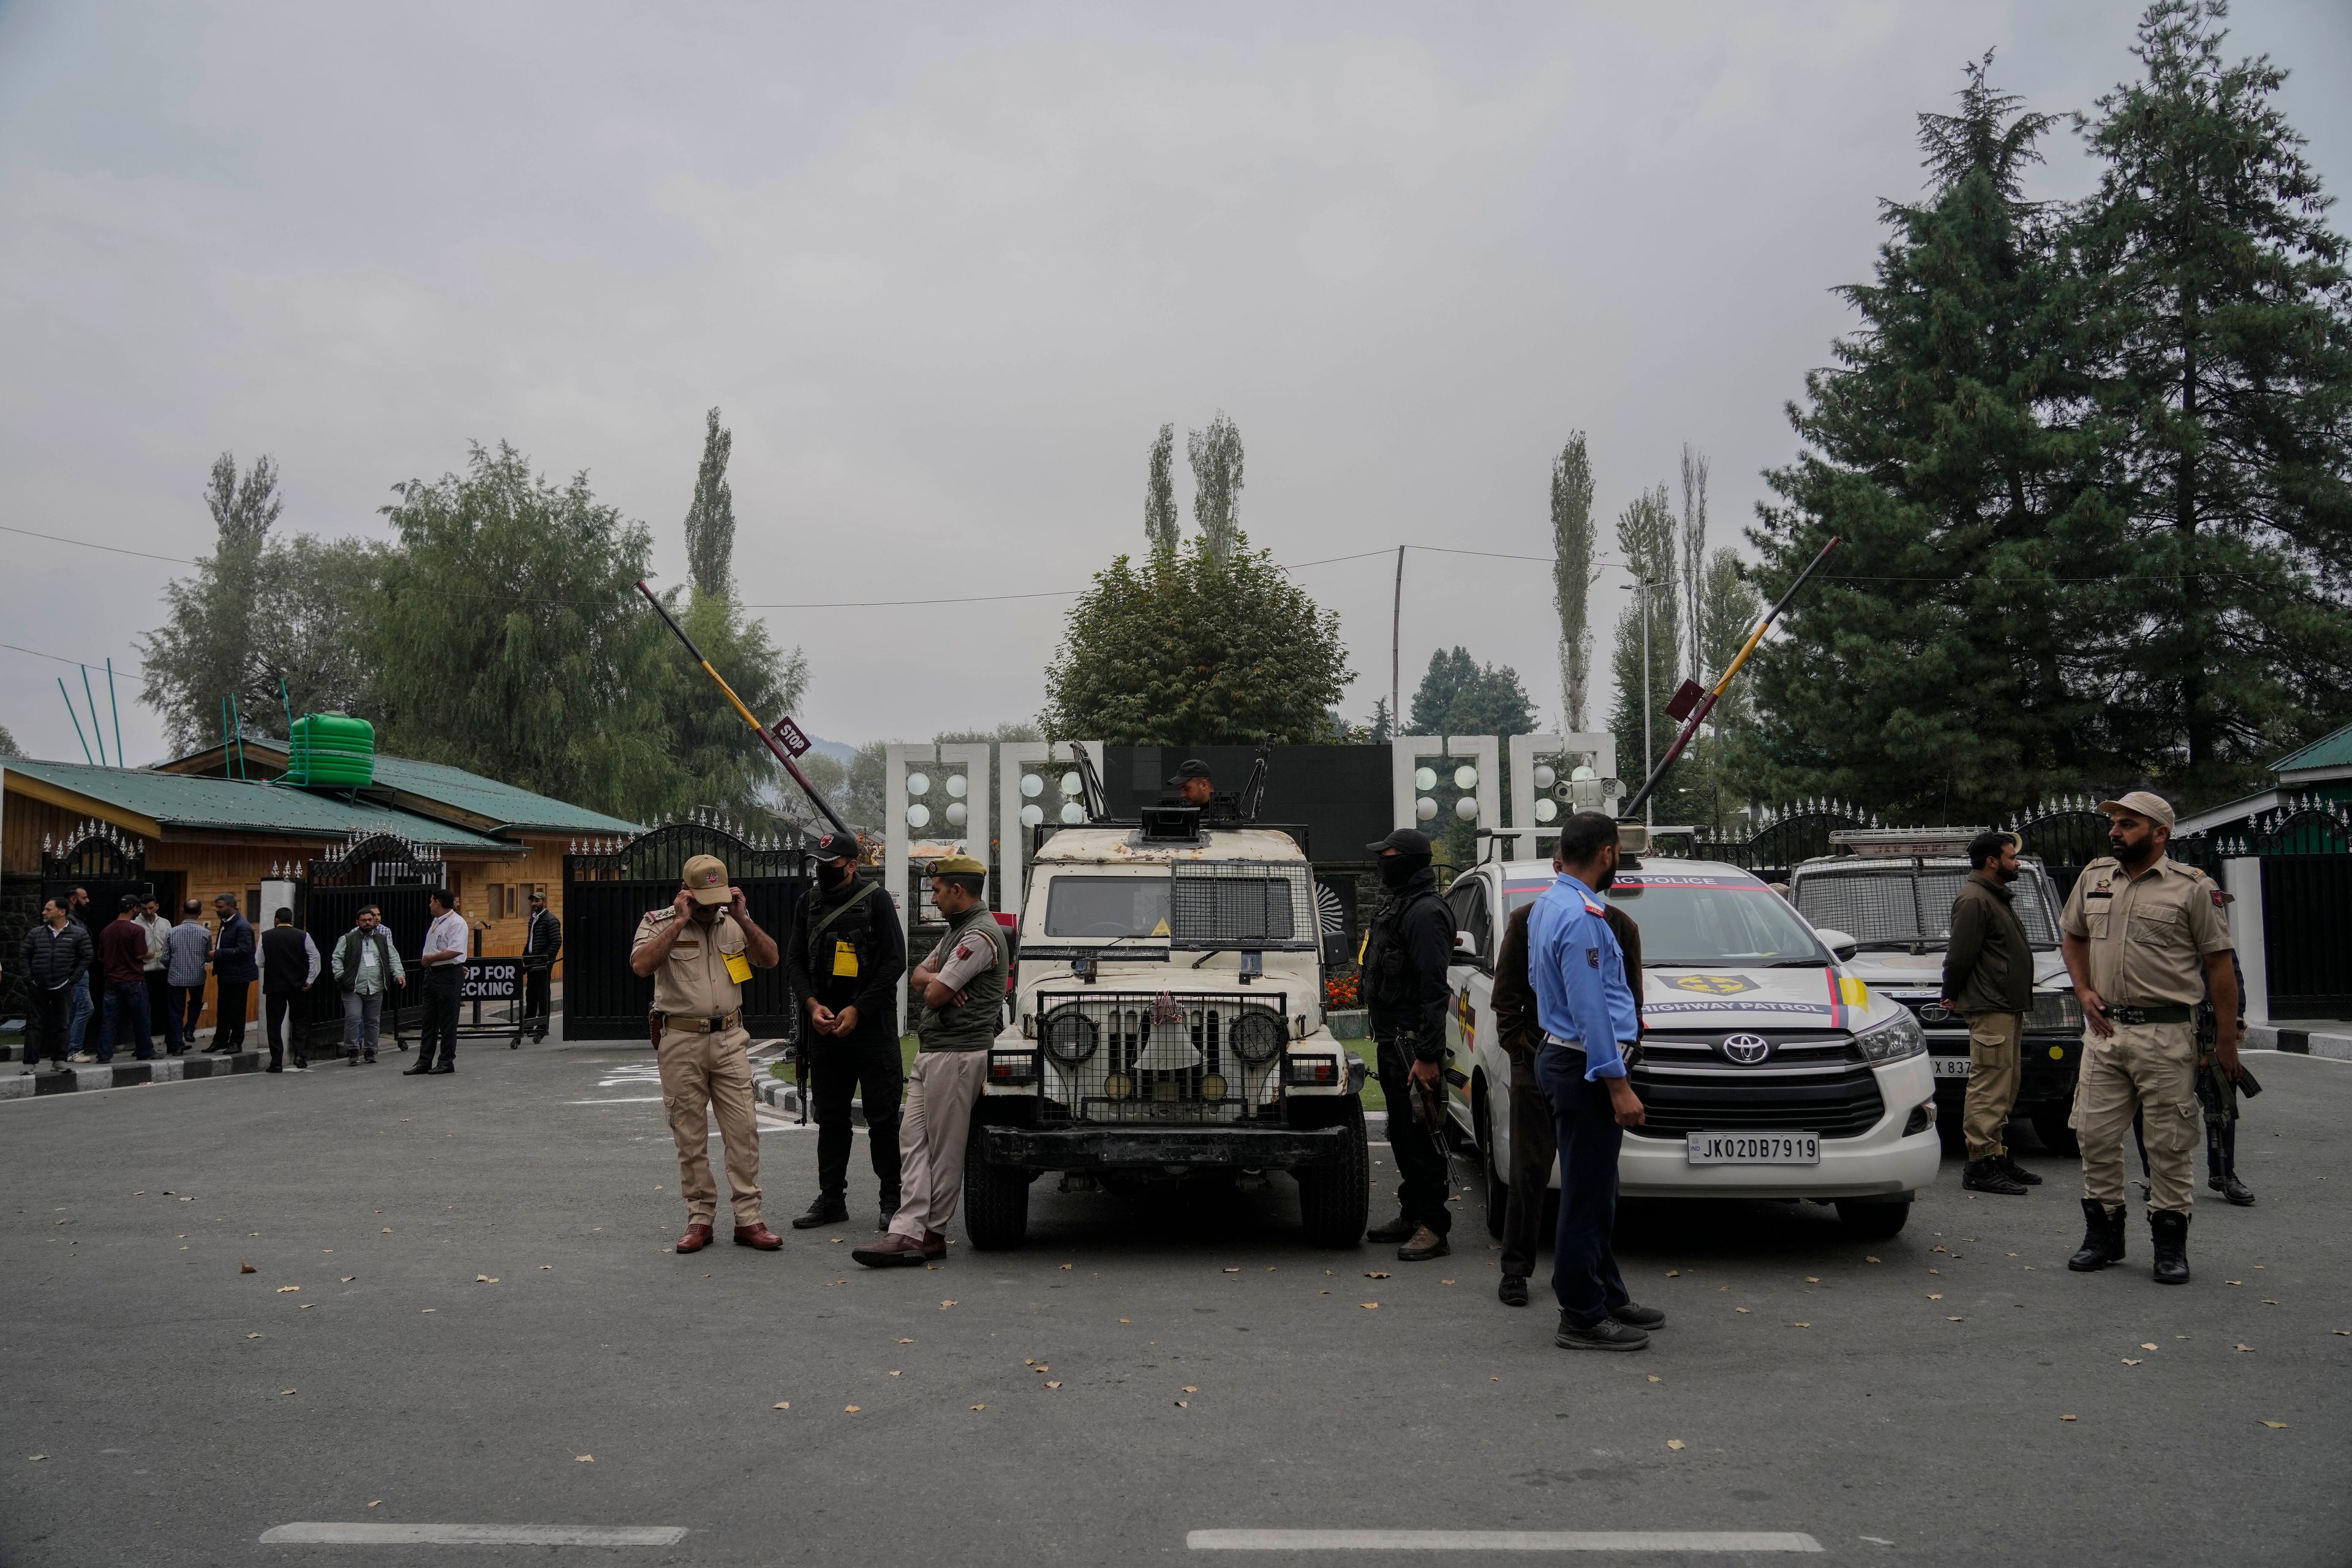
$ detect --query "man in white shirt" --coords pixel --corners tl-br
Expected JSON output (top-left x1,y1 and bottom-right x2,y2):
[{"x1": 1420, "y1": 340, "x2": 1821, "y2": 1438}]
[{"x1": 407, "y1": 888, "x2": 469, "y2": 1077}]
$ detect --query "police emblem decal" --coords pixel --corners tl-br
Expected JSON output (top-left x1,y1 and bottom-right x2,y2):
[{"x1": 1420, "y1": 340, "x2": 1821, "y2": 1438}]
[
  {"x1": 1719, "y1": 1033, "x2": 1772, "y2": 1065},
  {"x1": 1667, "y1": 973, "x2": 1756, "y2": 996}
]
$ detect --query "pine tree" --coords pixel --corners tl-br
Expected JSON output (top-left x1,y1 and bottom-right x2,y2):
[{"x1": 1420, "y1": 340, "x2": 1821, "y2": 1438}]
[
  {"x1": 1366, "y1": 696, "x2": 1393, "y2": 746},
  {"x1": 1608, "y1": 485, "x2": 1681, "y2": 797},
  {"x1": 1550, "y1": 434, "x2": 1597, "y2": 731},
  {"x1": 1749, "y1": 52, "x2": 2121, "y2": 820},
  {"x1": 1698, "y1": 549, "x2": 1762, "y2": 724},
  {"x1": 682, "y1": 407, "x2": 736, "y2": 600},
  {"x1": 1144, "y1": 423, "x2": 1180, "y2": 552},
  {"x1": 1187, "y1": 412, "x2": 1245, "y2": 562},
  {"x1": 1410, "y1": 648, "x2": 1536, "y2": 740},
  {"x1": 2075, "y1": 0, "x2": 2352, "y2": 799}
]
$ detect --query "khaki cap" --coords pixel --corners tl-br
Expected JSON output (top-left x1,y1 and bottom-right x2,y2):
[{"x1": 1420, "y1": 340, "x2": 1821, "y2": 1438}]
[
  {"x1": 2096, "y1": 790, "x2": 2174, "y2": 830},
  {"x1": 930, "y1": 853, "x2": 987, "y2": 876},
  {"x1": 680, "y1": 853, "x2": 733, "y2": 905}
]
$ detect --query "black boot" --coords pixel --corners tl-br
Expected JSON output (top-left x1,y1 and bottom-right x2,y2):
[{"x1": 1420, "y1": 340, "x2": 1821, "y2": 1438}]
[
  {"x1": 1365, "y1": 1215, "x2": 1416, "y2": 1243},
  {"x1": 880, "y1": 1189, "x2": 902, "y2": 1231},
  {"x1": 2149, "y1": 1209, "x2": 2190, "y2": 1284},
  {"x1": 2067, "y1": 1198, "x2": 2126, "y2": 1271},
  {"x1": 791, "y1": 1193, "x2": 848, "y2": 1231},
  {"x1": 1963, "y1": 1157, "x2": 2029, "y2": 1196},
  {"x1": 2215, "y1": 1174, "x2": 2255, "y2": 1206},
  {"x1": 1994, "y1": 1153, "x2": 2043, "y2": 1186}
]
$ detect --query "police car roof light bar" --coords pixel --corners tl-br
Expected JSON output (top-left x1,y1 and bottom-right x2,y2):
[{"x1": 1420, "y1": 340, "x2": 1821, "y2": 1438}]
[
  {"x1": 1618, "y1": 536, "x2": 1842, "y2": 823},
  {"x1": 634, "y1": 579, "x2": 859, "y2": 845}
]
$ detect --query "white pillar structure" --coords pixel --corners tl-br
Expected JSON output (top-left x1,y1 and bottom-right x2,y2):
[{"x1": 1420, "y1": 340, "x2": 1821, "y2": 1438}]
[
  {"x1": 935, "y1": 741, "x2": 992, "y2": 868},
  {"x1": 998, "y1": 739, "x2": 1101, "y2": 923},
  {"x1": 1447, "y1": 734, "x2": 1501, "y2": 841},
  {"x1": 883, "y1": 742, "x2": 935, "y2": 1036},
  {"x1": 2226, "y1": 856, "x2": 2269, "y2": 1026},
  {"x1": 1391, "y1": 736, "x2": 1444, "y2": 830}
]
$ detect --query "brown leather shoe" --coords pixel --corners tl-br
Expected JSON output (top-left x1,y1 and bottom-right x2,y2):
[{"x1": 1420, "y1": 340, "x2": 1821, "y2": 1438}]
[
  {"x1": 921, "y1": 1229, "x2": 948, "y2": 1260},
  {"x1": 674, "y1": 1224, "x2": 714, "y2": 1254},
  {"x1": 733, "y1": 1223, "x2": 782, "y2": 1251},
  {"x1": 851, "y1": 1232, "x2": 930, "y2": 1268}
]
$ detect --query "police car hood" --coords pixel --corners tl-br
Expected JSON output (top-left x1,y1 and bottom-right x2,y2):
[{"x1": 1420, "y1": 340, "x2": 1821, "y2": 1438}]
[
  {"x1": 1642, "y1": 965, "x2": 1902, "y2": 1035},
  {"x1": 1834, "y1": 950, "x2": 2071, "y2": 990}
]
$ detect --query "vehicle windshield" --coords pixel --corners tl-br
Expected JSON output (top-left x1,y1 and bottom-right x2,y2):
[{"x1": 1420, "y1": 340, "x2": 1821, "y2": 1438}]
[
  {"x1": 1042, "y1": 874, "x2": 1171, "y2": 940},
  {"x1": 1792, "y1": 863, "x2": 2060, "y2": 950},
  {"x1": 1504, "y1": 872, "x2": 1827, "y2": 965}
]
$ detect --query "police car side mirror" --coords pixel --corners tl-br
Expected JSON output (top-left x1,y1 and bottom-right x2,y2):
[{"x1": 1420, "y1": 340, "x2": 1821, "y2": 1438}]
[
  {"x1": 1814, "y1": 927, "x2": 1859, "y2": 960},
  {"x1": 1453, "y1": 930, "x2": 1476, "y2": 956}
]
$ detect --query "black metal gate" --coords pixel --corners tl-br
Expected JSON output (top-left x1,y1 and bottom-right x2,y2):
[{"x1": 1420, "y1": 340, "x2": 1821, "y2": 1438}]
[
  {"x1": 2012, "y1": 801, "x2": 2116, "y2": 902},
  {"x1": 293, "y1": 834, "x2": 443, "y2": 1050},
  {"x1": 561, "y1": 823, "x2": 811, "y2": 1042},
  {"x1": 41, "y1": 821, "x2": 160, "y2": 1042},
  {"x1": 2261, "y1": 856, "x2": 2352, "y2": 1020},
  {"x1": 1676, "y1": 805, "x2": 1869, "y2": 884}
]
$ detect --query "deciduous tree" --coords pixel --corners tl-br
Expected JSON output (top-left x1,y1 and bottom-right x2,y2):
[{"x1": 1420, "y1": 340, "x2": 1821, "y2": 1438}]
[
  {"x1": 1186, "y1": 412, "x2": 1245, "y2": 564},
  {"x1": 1144, "y1": 424, "x2": 1180, "y2": 552},
  {"x1": 1550, "y1": 434, "x2": 1597, "y2": 731}
]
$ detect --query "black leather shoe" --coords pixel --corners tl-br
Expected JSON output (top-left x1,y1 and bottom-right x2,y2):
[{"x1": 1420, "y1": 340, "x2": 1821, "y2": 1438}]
[
  {"x1": 2217, "y1": 1174, "x2": 2256, "y2": 1206},
  {"x1": 1365, "y1": 1215, "x2": 1416, "y2": 1244},
  {"x1": 2149, "y1": 1208, "x2": 2190, "y2": 1284},
  {"x1": 1397, "y1": 1226, "x2": 1450, "y2": 1262},
  {"x1": 1610, "y1": 1302, "x2": 1665, "y2": 1329},
  {"x1": 1556, "y1": 1315, "x2": 1649, "y2": 1352},
  {"x1": 1963, "y1": 1157, "x2": 2029, "y2": 1196},
  {"x1": 403, "y1": 1063, "x2": 435, "y2": 1077},
  {"x1": 430, "y1": 1063, "x2": 454, "y2": 1074},
  {"x1": 1996, "y1": 1153, "x2": 2043, "y2": 1186},
  {"x1": 2068, "y1": 1198, "x2": 2126, "y2": 1271},
  {"x1": 791, "y1": 1195, "x2": 848, "y2": 1231},
  {"x1": 1497, "y1": 1274, "x2": 1529, "y2": 1308}
]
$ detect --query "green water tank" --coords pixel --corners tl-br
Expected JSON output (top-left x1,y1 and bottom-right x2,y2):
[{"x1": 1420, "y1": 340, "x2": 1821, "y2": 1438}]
[{"x1": 285, "y1": 712, "x2": 375, "y2": 788}]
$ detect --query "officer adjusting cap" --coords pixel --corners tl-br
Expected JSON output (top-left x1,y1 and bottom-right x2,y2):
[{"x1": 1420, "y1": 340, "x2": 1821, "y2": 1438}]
[
  {"x1": 931, "y1": 852, "x2": 987, "y2": 876},
  {"x1": 2095, "y1": 790, "x2": 2175, "y2": 830},
  {"x1": 810, "y1": 830, "x2": 861, "y2": 863},
  {"x1": 1366, "y1": 827, "x2": 1433, "y2": 856},
  {"x1": 1166, "y1": 758, "x2": 1213, "y2": 785},
  {"x1": 679, "y1": 853, "x2": 733, "y2": 905}
]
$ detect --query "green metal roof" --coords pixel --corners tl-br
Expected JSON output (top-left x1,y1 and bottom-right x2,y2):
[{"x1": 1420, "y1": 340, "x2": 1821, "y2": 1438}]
[
  {"x1": 360, "y1": 755, "x2": 643, "y2": 835},
  {"x1": 2271, "y1": 722, "x2": 2352, "y2": 775},
  {"x1": 2, "y1": 758, "x2": 513, "y2": 851}
]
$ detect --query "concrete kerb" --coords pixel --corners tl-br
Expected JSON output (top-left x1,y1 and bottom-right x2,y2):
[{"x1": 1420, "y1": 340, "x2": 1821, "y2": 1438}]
[
  {"x1": 0, "y1": 1050, "x2": 268, "y2": 1101},
  {"x1": 2246, "y1": 1023, "x2": 2352, "y2": 1062}
]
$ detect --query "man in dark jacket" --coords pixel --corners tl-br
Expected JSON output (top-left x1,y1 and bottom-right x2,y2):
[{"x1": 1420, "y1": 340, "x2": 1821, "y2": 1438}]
[
  {"x1": 1490, "y1": 851, "x2": 1643, "y2": 1307},
  {"x1": 785, "y1": 831, "x2": 908, "y2": 1231},
  {"x1": 1942, "y1": 831, "x2": 2038, "y2": 1196},
  {"x1": 92, "y1": 895, "x2": 153, "y2": 1064},
  {"x1": 260, "y1": 907, "x2": 322, "y2": 1072},
  {"x1": 521, "y1": 889, "x2": 562, "y2": 1042},
  {"x1": 17, "y1": 899, "x2": 91, "y2": 1074},
  {"x1": 1362, "y1": 828, "x2": 1457, "y2": 1262},
  {"x1": 209, "y1": 895, "x2": 258, "y2": 1053}
]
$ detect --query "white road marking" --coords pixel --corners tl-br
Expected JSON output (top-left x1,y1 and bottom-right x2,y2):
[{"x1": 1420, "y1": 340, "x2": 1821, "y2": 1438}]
[
  {"x1": 260, "y1": 1523, "x2": 687, "y2": 1546},
  {"x1": 1186, "y1": 1531, "x2": 1823, "y2": 1553}
]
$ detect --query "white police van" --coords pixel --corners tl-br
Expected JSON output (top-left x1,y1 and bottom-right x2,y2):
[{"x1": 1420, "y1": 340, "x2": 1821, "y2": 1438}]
[{"x1": 1442, "y1": 851, "x2": 1942, "y2": 1240}]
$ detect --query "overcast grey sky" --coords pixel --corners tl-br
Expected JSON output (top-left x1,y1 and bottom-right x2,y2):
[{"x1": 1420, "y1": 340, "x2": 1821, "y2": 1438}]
[{"x1": 2, "y1": 1, "x2": 2346, "y2": 767}]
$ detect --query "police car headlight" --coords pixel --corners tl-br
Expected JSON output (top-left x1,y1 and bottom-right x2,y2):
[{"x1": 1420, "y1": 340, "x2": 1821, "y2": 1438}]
[
  {"x1": 1042, "y1": 1009, "x2": 1098, "y2": 1067},
  {"x1": 1229, "y1": 1009, "x2": 1285, "y2": 1065},
  {"x1": 1854, "y1": 1009, "x2": 1926, "y2": 1063},
  {"x1": 2029, "y1": 990, "x2": 2085, "y2": 1033}
]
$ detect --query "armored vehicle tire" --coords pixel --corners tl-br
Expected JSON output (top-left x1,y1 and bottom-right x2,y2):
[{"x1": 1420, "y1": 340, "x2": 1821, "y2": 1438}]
[
  {"x1": 1834, "y1": 1198, "x2": 1911, "y2": 1241},
  {"x1": 1295, "y1": 1095, "x2": 1370, "y2": 1248},
  {"x1": 2029, "y1": 1109, "x2": 2080, "y2": 1157},
  {"x1": 1476, "y1": 1093, "x2": 1507, "y2": 1240},
  {"x1": 962, "y1": 1129, "x2": 1030, "y2": 1251}
]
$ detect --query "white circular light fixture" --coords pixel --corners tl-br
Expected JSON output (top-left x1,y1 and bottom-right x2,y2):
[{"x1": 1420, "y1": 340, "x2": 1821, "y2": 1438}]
[
  {"x1": 944, "y1": 801, "x2": 968, "y2": 827},
  {"x1": 1453, "y1": 764, "x2": 1479, "y2": 791},
  {"x1": 905, "y1": 772, "x2": 931, "y2": 797},
  {"x1": 1454, "y1": 796, "x2": 1479, "y2": 822},
  {"x1": 1020, "y1": 774, "x2": 1044, "y2": 799},
  {"x1": 945, "y1": 774, "x2": 968, "y2": 799},
  {"x1": 1020, "y1": 803, "x2": 1044, "y2": 828},
  {"x1": 905, "y1": 802, "x2": 931, "y2": 829},
  {"x1": 1413, "y1": 766, "x2": 1436, "y2": 792},
  {"x1": 1415, "y1": 796, "x2": 1438, "y2": 821},
  {"x1": 1059, "y1": 800, "x2": 1084, "y2": 824},
  {"x1": 1534, "y1": 798, "x2": 1558, "y2": 823},
  {"x1": 1571, "y1": 764, "x2": 1597, "y2": 782},
  {"x1": 1532, "y1": 764, "x2": 1556, "y2": 791},
  {"x1": 1060, "y1": 772, "x2": 1082, "y2": 797}
]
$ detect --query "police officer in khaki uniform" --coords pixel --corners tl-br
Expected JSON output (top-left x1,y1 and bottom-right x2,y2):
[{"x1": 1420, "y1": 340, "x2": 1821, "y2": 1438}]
[
  {"x1": 2057, "y1": 791, "x2": 2237, "y2": 1285},
  {"x1": 631, "y1": 854, "x2": 783, "y2": 1254}
]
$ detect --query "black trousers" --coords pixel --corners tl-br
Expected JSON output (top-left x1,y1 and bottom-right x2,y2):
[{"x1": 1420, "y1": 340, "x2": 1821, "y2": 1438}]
[
  {"x1": 417, "y1": 970, "x2": 462, "y2": 1068},
  {"x1": 144, "y1": 971, "x2": 172, "y2": 1051},
  {"x1": 1501, "y1": 1054, "x2": 1558, "y2": 1280},
  {"x1": 1534, "y1": 1045, "x2": 1630, "y2": 1327},
  {"x1": 1374, "y1": 1033, "x2": 1452, "y2": 1236},
  {"x1": 522, "y1": 967, "x2": 552, "y2": 1039},
  {"x1": 26, "y1": 986, "x2": 74, "y2": 1066},
  {"x1": 264, "y1": 991, "x2": 302, "y2": 1065},
  {"x1": 809, "y1": 1028, "x2": 905, "y2": 1202},
  {"x1": 214, "y1": 980, "x2": 251, "y2": 1049}
]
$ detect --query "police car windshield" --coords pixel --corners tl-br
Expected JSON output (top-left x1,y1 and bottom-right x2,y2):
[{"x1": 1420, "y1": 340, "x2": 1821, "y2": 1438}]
[
  {"x1": 1604, "y1": 875, "x2": 1828, "y2": 967},
  {"x1": 1043, "y1": 875, "x2": 1172, "y2": 940}
]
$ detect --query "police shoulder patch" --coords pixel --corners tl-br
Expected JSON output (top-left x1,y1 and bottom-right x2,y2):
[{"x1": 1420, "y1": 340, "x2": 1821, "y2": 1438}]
[
  {"x1": 2211, "y1": 889, "x2": 2226, "y2": 908},
  {"x1": 1586, "y1": 946, "x2": 1600, "y2": 968}
]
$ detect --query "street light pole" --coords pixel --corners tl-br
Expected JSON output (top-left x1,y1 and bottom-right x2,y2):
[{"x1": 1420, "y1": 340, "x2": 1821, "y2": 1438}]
[{"x1": 1629, "y1": 575, "x2": 1667, "y2": 827}]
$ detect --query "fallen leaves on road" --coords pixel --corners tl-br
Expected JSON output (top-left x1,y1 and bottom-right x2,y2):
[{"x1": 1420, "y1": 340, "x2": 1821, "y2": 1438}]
[
  {"x1": 1059, "y1": 1264, "x2": 1072, "y2": 1270},
  {"x1": 1947, "y1": 1316, "x2": 1965, "y2": 1322},
  {"x1": 1360, "y1": 1302, "x2": 1379, "y2": 1310},
  {"x1": 1365, "y1": 1272, "x2": 1390, "y2": 1280},
  {"x1": 1864, "y1": 1256, "x2": 1880, "y2": 1264},
  {"x1": 1441, "y1": 1280, "x2": 1456, "y2": 1286},
  {"x1": 576, "y1": 1455, "x2": 593, "y2": 1462},
  {"x1": 2263, "y1": 1299, "x2": 2278, "y2": 1306},
  {"x1": 1223, "y1": 1267, "x2": 1240, "y2": 1273},
  {"x1": 2122, "y1": 1359, "x2": 2143, "y2": 1366},
  {"x1": 539, "y1": 1266, "x2": 551, "y2": 1272},
  {"x1": 421, "y1": 1309, "x2": 434, "y2": 1314},
  {"x1": 1173, "y1": 1400, "x2": 1188, "y2": 1408},
  {"x1": 843, "y1": 1407, "x2": 859, "y2": 1414},
  {"x1": 1666, "y1": 1439, "x2": 1686, "y2": 1451},
  {"x1": 340, "y1": 1276, "x2": 355, "y2": 1283},
  {"x1": 888, "y1": 1371, "x2": 902, "y2": 1378},
  {"x1": 300, "y1": 1304, "x2": 314, "y2": 1311},
  {"x1": 2260, "y1": 1421, "x2": 2288, "y2": 1429},
  {"x1": 1665, "y1": 1269, "x2": 1680, "y2": 1278},
  {"x1": 276, "y1": 1286, "x2": 300, "y2": 1294},
  {"x1": 2060, "y1": 1415, "x2": 2076, "y2": 1422},
  {"x1": 1805, "y1": 1276, "x2": 1820, "y2": 1283},
  {"x1": 971, "y1": 1404, "x2": 986, "y2": 1411},
  {"x1": 246, "y1": 1333, "x2": 262, "y2": 1340},
  {"x1": 2141, "y1": 1342, "x2": 2159, "y2": 1350},
  {"x1": 1044, "y1": 1381, "x2": 1061, "y2": 1389},
  {"x1": 239, "y1": 1264, "x2": 256, "y2": 1275},
  {"x1": 368, "y1": 1501, "x2": 380, "y2": 1507},
  {"x1": 476, "y1": 1275, "x2": 499, "y2": 1284},
  {"x1": 1734, "y1": 1308, "x2": 1750, "y2": 1314},
  {"x1": 940, "y1": 1300, "x2": 957, "y2": 1310},
  {"x1": 2236, "y1": 1344, "x2": 2256, "y2": 1353},
  {"x1": 281, "y1": 1388, "x2": 297, "y2": 1396},
  {"x1": 1183, "y1": 1385, "x2": 1198, "y2": 1393},
  {"x1": 1117, "y1": 1320, "x2": 1131, "y2": 1325},
  {"x1": 381, "y1": 1228, "x2": 390, "y2": 1233},
  {"x1": 2226, "y1": 1280, "x2": 2242, "y2": 1286},
  {"x1": 898, "y1": 1338, "x2": 914, "y2": 1344},
  {"x1": 1928, "y1": 1295, "x2": 1944, "y2": 1301},
  {"x1": 1792, "y1": 1322, "x2": 1812, "y2": 1329},
  {"x1": 772, "y1": 1403, "x2": 790, "y2": 1410}
]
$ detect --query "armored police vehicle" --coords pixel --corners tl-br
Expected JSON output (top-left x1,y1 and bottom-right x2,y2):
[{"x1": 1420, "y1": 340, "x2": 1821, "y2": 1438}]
[
  {"x1": 961, "y1": 786, "x2": 1371, "y2": 1251},
  {"x1": 1784, "y1": 831, "x2": 2085, "y2": 1154},
  {"x1": 1442, "y1": 850, "x2": 1942, "y2": 1240}
]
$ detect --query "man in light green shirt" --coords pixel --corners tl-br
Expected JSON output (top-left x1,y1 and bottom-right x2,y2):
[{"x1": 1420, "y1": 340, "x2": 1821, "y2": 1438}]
[{"x1": 331, "y1": 905, "x2": 407, "y2": 1065}]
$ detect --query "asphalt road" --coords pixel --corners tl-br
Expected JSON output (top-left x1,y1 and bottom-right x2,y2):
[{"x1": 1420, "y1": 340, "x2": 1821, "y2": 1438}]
[{"x1": 3, "y1": 1038, "x2": 2347, "y2": 1568}]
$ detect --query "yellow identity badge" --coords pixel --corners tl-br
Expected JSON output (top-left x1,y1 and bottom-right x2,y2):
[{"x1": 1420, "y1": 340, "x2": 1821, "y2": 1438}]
[
  {"x1": 832, "y1": 939, "x2": 860, "y2": 978},
  {"x1": 724, "y1": 950, "x2": 753, "y2": 985}
]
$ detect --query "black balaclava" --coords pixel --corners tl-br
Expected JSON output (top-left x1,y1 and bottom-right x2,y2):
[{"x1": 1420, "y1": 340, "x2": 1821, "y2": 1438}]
[
  {"x1": 818, "y1": 859, "x2": 854, "y2": 891},
  {"x1": 1379, "y1": 851, "x2": 1431, "y2": 890}
]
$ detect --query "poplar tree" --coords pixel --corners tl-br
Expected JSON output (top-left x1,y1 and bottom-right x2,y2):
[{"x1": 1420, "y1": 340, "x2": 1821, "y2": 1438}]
[
  {"x1": 2075, "y1": 0, "x2": 2352, "y2": 797},
  {"x1": 1678, "y1": 445, "x2": 1710, "y2": 682},
  {"x1": 1550, "y1": 433, "x2": 1597, "y2": 731},
  {"x1": 1608, "y1": 485, "x2": 1681, "y2": 791},
  {"x1": 1144, "y1": 423, "x2": 1180, "y2": 552},
  {"x1": 682, "y1": 407, "x2": 737, "y2": 599},
  {"x1": 1187, "y1": 412, "x2": 1245, "y2": 563}
]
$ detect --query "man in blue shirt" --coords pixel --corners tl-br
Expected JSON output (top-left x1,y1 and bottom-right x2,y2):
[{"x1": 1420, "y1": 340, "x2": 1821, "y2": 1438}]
[{"x1": 1526, "y1": 811, "x2": 1662, "y2": 1352}]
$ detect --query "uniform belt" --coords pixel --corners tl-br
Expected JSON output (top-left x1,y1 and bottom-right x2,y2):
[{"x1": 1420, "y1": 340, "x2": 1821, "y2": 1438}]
[
  {"x1": 2108, "y1": 1005, "x2": 2192, "y2": 1026},
  {"x1": 653, "y1": 1009, "x2": 742, "y2": 1035}
]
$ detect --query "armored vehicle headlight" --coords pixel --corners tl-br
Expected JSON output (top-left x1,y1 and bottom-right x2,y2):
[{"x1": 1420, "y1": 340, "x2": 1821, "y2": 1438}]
[
  {"x1": 1201, "y1": 1072, "x2": 1229, "y2": 1101},
  {"x1": 1042, "y1": 1009, "x2": 1099, "y2": 1066},
  {"x1": 1855, "y1": 1008, "x2": 1927, "y2": 1063},
  {"x1": 1230, "y1": 1009, "x2": 1285, "y2": 1065},
  {"x1": 2029, "y1": 991, "x2": 2084, "y2": 1033}
]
